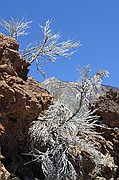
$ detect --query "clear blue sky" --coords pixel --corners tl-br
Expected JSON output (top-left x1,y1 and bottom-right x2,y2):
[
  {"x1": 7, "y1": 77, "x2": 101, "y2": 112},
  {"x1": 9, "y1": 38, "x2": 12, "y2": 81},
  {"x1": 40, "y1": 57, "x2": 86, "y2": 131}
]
[{"x1": 0, "y1": 0, "x2": 119, "y2": 87}]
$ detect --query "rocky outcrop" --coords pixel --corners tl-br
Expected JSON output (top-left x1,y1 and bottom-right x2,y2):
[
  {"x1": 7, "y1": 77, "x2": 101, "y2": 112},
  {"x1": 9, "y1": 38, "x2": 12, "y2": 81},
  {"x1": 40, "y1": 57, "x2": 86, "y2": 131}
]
[
  {"x1": 95, "y1": 89, "x2": 119, "y2": 179},
  {"x1": 0, "y1": 33, "x2": 53, "y2": 179},
  {"x1": 95, "y1": 88, "x2": 119, "y2": 127}
]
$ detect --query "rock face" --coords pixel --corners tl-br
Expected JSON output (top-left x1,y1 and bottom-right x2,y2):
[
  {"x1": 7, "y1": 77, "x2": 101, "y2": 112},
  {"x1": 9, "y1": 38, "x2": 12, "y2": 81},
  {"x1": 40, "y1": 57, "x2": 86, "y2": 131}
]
[
  {"x1": 0, "y1": 33, "x2": 53, "y2": 179},
  {"x1": 95, "y1": 88, "x2": 119, "y2": 127},
  {"x1": 95, "y1": 89, "x2": 119, "y2": 179}
]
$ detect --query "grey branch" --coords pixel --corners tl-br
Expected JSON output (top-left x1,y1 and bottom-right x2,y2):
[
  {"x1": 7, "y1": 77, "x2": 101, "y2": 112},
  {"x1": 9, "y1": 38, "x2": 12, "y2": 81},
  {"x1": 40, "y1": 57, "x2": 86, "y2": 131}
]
[
  {"x1": 22, "y1": 20, "x2": 80, "y2": 76},
  {"x1": 0, "y1": 17, "x2": 32, "y2": 39}
]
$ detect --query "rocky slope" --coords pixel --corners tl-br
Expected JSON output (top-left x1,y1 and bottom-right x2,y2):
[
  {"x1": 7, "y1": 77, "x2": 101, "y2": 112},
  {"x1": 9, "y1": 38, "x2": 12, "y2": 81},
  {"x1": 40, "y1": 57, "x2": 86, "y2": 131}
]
[
  {"x1": 0, "y1": 33, "x2": 53, "y2": 179},
  {"x1": 0, "y1": 33, "x2": 119, "y2": 179}
]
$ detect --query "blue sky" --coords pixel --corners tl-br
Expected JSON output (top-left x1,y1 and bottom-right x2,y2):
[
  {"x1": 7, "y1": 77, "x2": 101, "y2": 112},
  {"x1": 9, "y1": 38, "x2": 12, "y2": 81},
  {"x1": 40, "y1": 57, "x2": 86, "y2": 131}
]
[{"x1": 0, "y1": 0, "x2": 119, "y2": 87}]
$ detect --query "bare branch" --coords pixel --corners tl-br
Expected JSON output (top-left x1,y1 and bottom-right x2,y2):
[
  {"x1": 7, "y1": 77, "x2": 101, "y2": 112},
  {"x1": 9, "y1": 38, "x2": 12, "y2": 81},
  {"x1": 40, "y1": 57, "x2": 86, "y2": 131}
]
[
  {"x1": 0, "y1": 17, "x2": 32, "y2": 39},
  {"x1": 76, "y1": 64, "x2": 109, "y2": 105},
  {"x1": 22, "y1": 20, "x2": 80, "y2": 76}
]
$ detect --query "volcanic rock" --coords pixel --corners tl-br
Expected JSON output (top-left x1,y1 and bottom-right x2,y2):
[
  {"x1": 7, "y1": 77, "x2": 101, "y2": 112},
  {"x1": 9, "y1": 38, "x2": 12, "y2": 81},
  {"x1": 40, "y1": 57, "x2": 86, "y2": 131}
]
[{"x1": 0, "y1": 33, "x2": 53, "y2": 179}]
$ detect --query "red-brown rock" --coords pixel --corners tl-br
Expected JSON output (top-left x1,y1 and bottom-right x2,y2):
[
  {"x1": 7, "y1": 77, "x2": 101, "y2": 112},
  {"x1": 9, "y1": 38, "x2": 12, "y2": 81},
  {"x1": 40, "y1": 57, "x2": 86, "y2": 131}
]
[{"x1": 0, "y1": 33, "x2": 53, "y2": 179}]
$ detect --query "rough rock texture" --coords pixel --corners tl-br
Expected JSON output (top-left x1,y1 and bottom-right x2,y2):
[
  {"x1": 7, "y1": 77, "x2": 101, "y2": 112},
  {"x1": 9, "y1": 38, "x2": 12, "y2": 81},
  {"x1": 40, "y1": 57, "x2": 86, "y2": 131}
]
[
  {"x1": 95, "y1": 89, "x2": 119, "y2": 179},
  {"x1": 0, "y1": 33, "x2": 53, "y2": 179},
  {"x1": 0, "y1": 123, "x2": 10, "y2": 180},
  {"x1": 95, "y1": 88, "x2": 119, "y2": 127}
]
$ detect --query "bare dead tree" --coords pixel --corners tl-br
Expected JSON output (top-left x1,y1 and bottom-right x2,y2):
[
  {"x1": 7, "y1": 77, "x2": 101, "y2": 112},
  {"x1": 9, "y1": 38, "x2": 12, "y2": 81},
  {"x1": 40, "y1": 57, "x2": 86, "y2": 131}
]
[
  {"x1": 75, "y1": 64, "x2": 109, "y2": 106},
  {"x1": 0, "y1": 17, "x2": 32, "y2": 39},
  {"x1": 28, "y1": 66, "x2": 109, "y2": 179},
  {"x1": 0, "y1": 17, "x2": 80, "y2": 76},
  {"x1": 22, "y1": 20, "x2": 80, "y2": 76}
]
